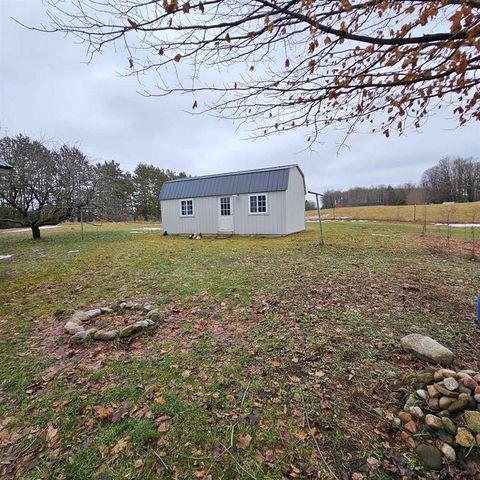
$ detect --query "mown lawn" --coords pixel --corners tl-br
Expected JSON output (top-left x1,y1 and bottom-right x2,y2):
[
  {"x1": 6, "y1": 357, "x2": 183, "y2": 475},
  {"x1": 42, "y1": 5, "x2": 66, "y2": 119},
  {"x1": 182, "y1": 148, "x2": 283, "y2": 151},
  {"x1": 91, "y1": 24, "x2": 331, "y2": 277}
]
[{"x1": 0, "y1": 221, "x2": 479, "y2": 479}]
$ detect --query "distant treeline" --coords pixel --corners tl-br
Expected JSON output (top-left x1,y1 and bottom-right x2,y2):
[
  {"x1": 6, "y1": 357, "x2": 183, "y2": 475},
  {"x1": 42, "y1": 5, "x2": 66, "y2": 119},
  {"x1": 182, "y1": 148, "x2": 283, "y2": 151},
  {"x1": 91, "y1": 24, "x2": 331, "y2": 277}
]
[
  {"x1": 0, "y1": 134, "x2": 187, "y2": 238},
  {"x1": 321, "y1": 157, "x2": 480, "y2": 209}
]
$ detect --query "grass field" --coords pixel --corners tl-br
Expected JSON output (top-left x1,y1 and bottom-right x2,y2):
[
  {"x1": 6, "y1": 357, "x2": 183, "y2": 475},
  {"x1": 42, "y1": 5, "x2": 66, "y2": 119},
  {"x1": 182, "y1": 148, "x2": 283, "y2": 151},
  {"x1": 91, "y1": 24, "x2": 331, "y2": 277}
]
[
  {"x1": 1, "y1": 222, "x2": 479, "y2": 479},
  {"x1": 307, "y1": 201, "x2": 480, "y2": 224}
]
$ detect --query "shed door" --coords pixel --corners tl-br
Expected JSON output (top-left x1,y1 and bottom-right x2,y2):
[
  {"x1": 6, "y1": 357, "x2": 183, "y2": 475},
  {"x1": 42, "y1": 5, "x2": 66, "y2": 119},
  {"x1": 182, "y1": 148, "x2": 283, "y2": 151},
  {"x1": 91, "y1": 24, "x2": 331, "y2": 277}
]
[{"x1": 218, "y1": 196, "x2": 234, "y2": 232}]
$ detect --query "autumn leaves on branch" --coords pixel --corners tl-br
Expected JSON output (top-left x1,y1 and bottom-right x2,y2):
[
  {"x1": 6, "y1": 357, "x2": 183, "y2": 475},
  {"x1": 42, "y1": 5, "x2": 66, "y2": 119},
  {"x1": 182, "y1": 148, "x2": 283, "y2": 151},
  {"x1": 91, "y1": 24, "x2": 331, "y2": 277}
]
[{"x1": 41, "y1": 1, "x2": 480, "y2": 140}]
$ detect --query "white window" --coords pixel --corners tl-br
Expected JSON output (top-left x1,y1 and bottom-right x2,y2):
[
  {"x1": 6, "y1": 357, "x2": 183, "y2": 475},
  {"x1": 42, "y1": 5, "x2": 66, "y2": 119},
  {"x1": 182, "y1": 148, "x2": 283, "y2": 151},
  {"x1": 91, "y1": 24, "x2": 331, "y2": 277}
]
[
  {"x1": 180, "y1": 199, "x2": 194, "y2": 217},
  {"x1": 220, "y1": 197, "x2": 231, "y2": 216},
  {"x1": 249, "y1": 194, "x2": 267, "y2": 214}
]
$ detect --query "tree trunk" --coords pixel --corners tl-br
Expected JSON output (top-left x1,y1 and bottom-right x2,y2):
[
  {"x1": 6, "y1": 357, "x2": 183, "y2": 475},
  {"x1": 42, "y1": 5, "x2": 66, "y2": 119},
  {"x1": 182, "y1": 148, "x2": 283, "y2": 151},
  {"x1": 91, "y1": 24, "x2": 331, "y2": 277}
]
[{"x1": 31, "y1": 225, "x2": 41, "y2": 240}]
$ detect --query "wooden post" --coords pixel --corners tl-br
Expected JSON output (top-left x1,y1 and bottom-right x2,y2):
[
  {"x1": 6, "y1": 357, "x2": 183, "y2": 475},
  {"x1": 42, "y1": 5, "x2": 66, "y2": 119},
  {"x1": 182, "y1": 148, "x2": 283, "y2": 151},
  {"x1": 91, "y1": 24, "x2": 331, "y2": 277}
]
[{"x1": 80, "y1": 207, "x2": 84, "y2": 240}]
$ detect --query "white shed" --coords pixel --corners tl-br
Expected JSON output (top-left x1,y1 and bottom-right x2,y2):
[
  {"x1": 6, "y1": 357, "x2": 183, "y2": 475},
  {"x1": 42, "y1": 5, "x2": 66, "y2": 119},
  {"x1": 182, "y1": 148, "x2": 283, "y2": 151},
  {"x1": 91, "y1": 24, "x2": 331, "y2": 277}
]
[{"x1": 159, "y1": 165, "x2": 306, "y2": 236}]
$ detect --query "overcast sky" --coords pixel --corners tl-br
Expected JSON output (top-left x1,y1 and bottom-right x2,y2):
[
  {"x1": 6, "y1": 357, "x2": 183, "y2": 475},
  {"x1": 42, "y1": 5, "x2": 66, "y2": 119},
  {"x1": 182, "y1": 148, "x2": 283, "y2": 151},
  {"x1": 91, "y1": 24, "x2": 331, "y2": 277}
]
[{"x1": 1, "y1": 0, "x2": 479, "y2": 195}]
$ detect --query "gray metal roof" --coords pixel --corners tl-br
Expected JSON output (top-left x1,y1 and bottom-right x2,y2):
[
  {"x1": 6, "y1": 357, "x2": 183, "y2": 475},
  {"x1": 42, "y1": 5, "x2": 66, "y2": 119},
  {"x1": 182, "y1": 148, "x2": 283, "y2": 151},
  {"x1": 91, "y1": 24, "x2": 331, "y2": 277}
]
[
  {"x1": 160, "y1": 165, "x2": 301, "y2": 200},
  {"x1": 0, "y1": 159, "x2": 12, "y2": 169}
]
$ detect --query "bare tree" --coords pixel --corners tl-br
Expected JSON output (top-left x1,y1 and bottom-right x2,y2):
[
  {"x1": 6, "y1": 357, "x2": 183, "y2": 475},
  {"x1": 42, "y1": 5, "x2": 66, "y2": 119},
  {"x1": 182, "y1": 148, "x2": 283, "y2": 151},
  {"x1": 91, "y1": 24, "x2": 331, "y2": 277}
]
[
  {"x1": 0, "y1": 135, "x2": 96, "y2": 239},
  {"x1": 35, "y1": 1, "x2": 480, "y2": 140}
]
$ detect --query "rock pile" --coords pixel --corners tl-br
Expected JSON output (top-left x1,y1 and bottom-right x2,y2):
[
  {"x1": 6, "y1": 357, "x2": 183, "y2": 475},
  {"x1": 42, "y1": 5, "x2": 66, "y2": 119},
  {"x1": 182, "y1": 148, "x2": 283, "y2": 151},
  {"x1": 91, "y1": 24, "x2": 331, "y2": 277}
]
[
  {"x1": 63, "y1": 302, "x2": 162, "y2": 343},
  {"x1": 397, "y1": 367, "x2": 480, "y2": 471}
]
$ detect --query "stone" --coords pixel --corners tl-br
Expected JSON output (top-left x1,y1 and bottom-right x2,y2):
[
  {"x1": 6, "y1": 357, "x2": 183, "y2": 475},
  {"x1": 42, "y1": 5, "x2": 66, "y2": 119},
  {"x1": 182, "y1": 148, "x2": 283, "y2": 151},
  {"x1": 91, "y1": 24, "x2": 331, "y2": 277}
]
[
  {"x1": 85, "y1": 328, "x2": 97, "y2": 339},
  {"x1": 143, "y1": 303, "x2": 155, "y2": 312},
  {"x1": 85, "y1": 308, "x2": 101, "y2": 319},
  {"x1": 64, "y1": 321, "x2": 85, "y2": 335},
  {"x1": 443, "y1": 377, "x2": 459, "y2": 391},
  {"x1": 393, "y1": 417, "x2": 402, "y2": 428},
  {"x1": 134, "y1": 320, "x2": 150, "y2": 328},
  {"x1": 404, "y1": 393, "x2": 417, "y2": 410},
  {"x1": 458, "y1": 370, "x2": 478, "y2": 377},
  {"x1": 119, "y1": 302, "x2": 134, "y2": 309},
  {"x1": 415, "y1": 444, "x2": 442, "y2": 471},
  {"x1": 427, "y1": 384, "x2": 441, "y2": 399},
  {"x1": 409, "y1": 406, "x2": 424, "y2": 419},
  {"x1": 440, "y1": 443, "x2": 456, "y2": 462},
  {"x1": 477, "y1": 433, "x2": 480, "y2": 447},
  {"x1": 71, "y1": 331, "x2": 87, "y2": 343},
  {"x1": 428, "y1": 398, "x2": 440, "y2": 410},
  {"x1": 100, "y1": 307, "x2": 114, "y2": 314},
  {"x1": 458, "y1": 386, "x2": 472, "y2": 395},
  {"x1": 476, "y1": 386, "x2": 480, "y2": 395},
  {"x1": 94, "y1": 330, "x2": 118, "y2": 341},
  {"x1": 417, "y1": 371, "x2": 435, "y2": 384},
  {"x1": 146, "y1": 319, "x2": 155, "y2": 326},
  {"x1": 455, "y1": 427, "x2": 474, "y2": 447},
  {"x1": 437, "y1": 368, "x2": 457, "y2": 379},
  {"x1": 441, "y1": 418, "x2": 457, "y2": 435},
  {"x1": 119, "y1": 324, "x2": 142, "y2": 338},
  {"x1": 448, "y1": 399, "x2": 469, "y2": 413},
  {"x1": 425, "y1": 414, "x2": 444, "y2": 430},
  {"x1": 400, "y1": 431, "x2": 417, "y2": 448},
  {"x1": 439, "y1": 396, "x2": 456, "y2": 410},
  {"x1": 459, "y1": 375, "x2": 478, "y2": 391},
  {"x1": 474, "y1": 394, "x2": 480, "y2": 403},
  {"x1": 70, "y1": 311, "x2": 90, "y2": 324},
  {"x1": 465, "y1": 411, "x2": 480, "y2": 433},
  {"x1": 438, "y1": 410, "x2": 450, "y2": 418},
  {"x1": 437, "y1": 430, "x2": 453, "y2": 444},
  {"x1": 399, "y1": 411, "x2": 412, "y2": 423},
  {"x1": 416, "y1": 389, "x2": 429, "y2": 402},
  {"x1": 434, "y1": 384, "x2": 459, "y2": 398},
  {"x1": 404, "y1": 421, "x2": 417, "y2": 433},
  {"x1": 400, "y1": 334, "x2": 454, "y2": 366},
  {"x1": 458, "y1": 393, "x2": 477, "y2": 410},
  {"x1": 474, "y1": 374, "x2": 480, "y2": 383},
  {"x1": 146, "y1": 309, "x2": 162, "y2": 321}
]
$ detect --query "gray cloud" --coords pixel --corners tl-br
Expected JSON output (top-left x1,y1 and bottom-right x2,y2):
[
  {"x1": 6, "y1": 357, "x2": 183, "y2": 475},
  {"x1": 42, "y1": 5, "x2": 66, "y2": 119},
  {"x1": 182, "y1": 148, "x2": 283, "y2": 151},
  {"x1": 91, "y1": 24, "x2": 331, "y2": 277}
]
[{"x1": 1, "y1": 0, "x2": 478, "y2": 197}]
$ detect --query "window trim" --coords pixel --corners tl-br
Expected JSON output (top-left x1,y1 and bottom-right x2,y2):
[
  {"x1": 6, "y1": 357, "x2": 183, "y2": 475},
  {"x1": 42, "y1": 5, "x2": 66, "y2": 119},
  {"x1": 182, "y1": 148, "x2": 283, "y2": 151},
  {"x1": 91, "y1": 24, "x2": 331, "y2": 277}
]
[
  {"x1": 179, "y1": 198, "x2": 194, "y2": 217},
  {"x1": 219, "y1": 196, "x2": 232, "y2": 216},
  {"x1": 248, "y1": 193, "x2": 268, "y2": 215}
]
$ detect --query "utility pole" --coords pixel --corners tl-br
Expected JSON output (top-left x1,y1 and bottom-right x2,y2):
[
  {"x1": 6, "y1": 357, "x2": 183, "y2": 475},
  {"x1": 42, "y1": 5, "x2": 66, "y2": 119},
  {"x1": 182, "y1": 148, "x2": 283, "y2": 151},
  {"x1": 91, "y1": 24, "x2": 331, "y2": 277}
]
[{"x1": 308, "y1": 190, "x2": 324, "y2": 246}]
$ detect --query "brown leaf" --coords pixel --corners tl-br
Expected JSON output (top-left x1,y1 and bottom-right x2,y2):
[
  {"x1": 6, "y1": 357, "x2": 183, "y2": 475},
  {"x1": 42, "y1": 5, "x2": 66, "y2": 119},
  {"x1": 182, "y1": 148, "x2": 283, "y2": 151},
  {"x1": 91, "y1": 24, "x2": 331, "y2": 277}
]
[
  {"x1": 111, "y1": 436, "x2": 130, "y2": 455},
  {"x1": 46, "y1": 425, "x2": 58, "y2": 447},
  {"x1": 192, "y1": 100, "x2": 198, "y2": 110},
  {"x1": 111, "y1": 406, "x2": 129, "y2": 423},
  {"x1": 182, "y1": 2, "x2": 190, "y2": 13},
  {"x1": 236, "y1": 434, "x2": 252, "y2": 449},
  {"x1": 134, "y1": 459, "x2": 143, "y2": 469},
  {"x1": 94, "y1": 405, "x2": 111, "y2": 420},
  {"x1": 174, "y1": 54, "x2": 182, "y2": 62}
]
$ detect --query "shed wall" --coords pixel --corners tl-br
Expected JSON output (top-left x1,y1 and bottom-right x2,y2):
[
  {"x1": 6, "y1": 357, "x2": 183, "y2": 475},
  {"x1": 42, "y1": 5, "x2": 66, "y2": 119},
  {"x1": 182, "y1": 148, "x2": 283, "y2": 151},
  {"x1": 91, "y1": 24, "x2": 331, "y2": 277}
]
[
  {"x1": 161, "y1": 191, "x2": 287, "y2": 235},
  {"x1": 285, "y1": 167, "x2": 306, "y2": 234}
]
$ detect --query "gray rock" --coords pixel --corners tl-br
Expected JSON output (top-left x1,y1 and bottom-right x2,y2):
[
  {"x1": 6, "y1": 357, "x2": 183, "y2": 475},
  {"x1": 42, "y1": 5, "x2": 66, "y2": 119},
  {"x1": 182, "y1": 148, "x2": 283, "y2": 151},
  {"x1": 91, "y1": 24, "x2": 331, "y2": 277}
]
[
  {"x1": 416, "y1": 444, "x2": 443, "y2": 471},
  {"x1": 100, "y1": 307, "x2": 114, "y2": 314},
  {"x1": 439, "y1": 396, "x2": 456, "y2": 410},
  {"x1": 71, "y1": 331, "x2": 87, "y2": 343},
  {"x1": 474, "y1": 394, "x2": 480, "y2": 403},
  {"x1": 400, "y1": 334, "x2": 454, "y2": 366},
  {"x1": 441, "y1": 417, "x2": 457, "y2": 435},
  {"x1": 409, "y1": 406, "x2": 424, "y2": 419},
  {"x1": 447, "y1": 398, "x2": 469, "y2": 413},
  {"x1": 443, "y1": 377, "x2": 459, "y2": 391},
  {"x1": 425, "y1": 414, "x2": 444, "y2": 430},
  {"x1": 440, "y1": 443, "x2": 456, "y2": 462},
  {"x1": 417, "y1": 371, "x2": 435, "y2": 384},
  {"x1": 146, "y1": 309, "x2": 161, "y2": 322},
  {"x1": 64, "y1": 321, "x2": 85, "y2": 335},
  {"x1": 146, "y1": 319, "x2": 155, "y2": 326},
  {"x1": 70, "y1": 311, "x2": 90, "y2": 324},
  {"x1": 94, "y1": 330, "x2": 118, "y2": 341},
  {"x1": 133, "y1": 320, "x2": 150, "y2": 328},
  {"x1": 85, "y1": 308, "x2": 101, "y2": 319},
  {"x1": 119, "y1": 324, "x2": 142, "y2": 338},
  {"x1": 119, "y1": 302, "x2": 134, "y2": 309},
  {"x1": 143, "y1": 303, "x2": 155, "y2": 312},
  {"x1": 465, "y1": 411, "x2": 480, "y2": 433},
  {"x1": 85, "y1": 328, "x2": 97, "y2": 339},
  {"x1": 416, "y1": 389, "x2": 429, "y2": 402},
  {"x1": 458, "y1": 386, "x2": 472, "y2": 395},
  {"x1": 458, "y1": 370, "x2": 478, "y2": 377},
  {"x1": 404, "y1": 393, "x2": 418, "y2": 409}
]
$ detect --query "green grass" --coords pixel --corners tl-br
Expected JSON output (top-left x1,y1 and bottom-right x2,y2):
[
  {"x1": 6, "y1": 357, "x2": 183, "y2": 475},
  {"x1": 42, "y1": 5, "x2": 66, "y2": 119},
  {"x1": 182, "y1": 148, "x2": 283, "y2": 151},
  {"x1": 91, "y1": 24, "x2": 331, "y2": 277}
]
[
  {"x1": 307, "y1": 200, "x2": 480, "y2": 224},
  {"x1": 0, "y1": 221, "x2": 479, "y2": 479}
]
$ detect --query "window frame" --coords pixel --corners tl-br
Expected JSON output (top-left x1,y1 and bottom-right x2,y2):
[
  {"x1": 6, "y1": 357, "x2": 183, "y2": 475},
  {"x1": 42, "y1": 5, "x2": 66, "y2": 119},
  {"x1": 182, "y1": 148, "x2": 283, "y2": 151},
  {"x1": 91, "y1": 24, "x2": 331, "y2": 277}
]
[
  {"x1": 179, "y1": 198, "x2": 194, "y2": 217},
  {"x1": 248, "y1": 193, "x2": 268, "y2": 215},
  {"x1": 219, "y1": 196, "x2": 232, "y2": 216}
]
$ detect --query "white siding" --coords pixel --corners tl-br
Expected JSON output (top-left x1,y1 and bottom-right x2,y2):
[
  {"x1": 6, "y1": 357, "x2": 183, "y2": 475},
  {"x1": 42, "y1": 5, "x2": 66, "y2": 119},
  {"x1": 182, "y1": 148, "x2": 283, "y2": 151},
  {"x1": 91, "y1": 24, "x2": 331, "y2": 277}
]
[
  {"x1": 285, "y1": 167, "x2": 306, "y2": 233},
  {"x1": 160, "y1": 165, "x2": 305, "y2": 235}
]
